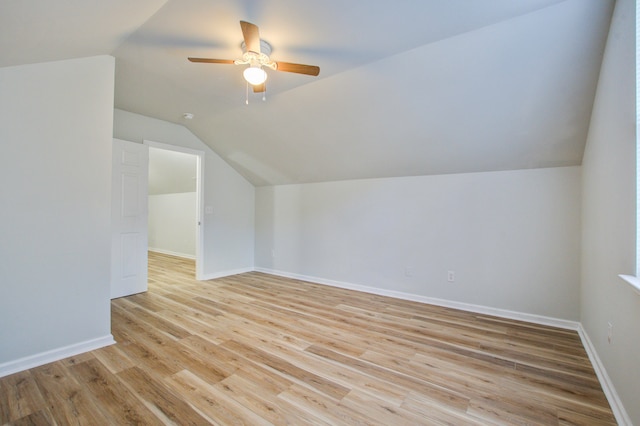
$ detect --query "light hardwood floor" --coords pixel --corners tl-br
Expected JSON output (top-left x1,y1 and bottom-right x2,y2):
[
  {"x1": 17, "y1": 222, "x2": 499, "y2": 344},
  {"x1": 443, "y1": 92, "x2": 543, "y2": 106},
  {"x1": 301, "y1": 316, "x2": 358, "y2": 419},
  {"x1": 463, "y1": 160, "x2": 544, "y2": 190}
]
[{"x1": 1, "y1": 252, "x2": 616, "y2": 425}]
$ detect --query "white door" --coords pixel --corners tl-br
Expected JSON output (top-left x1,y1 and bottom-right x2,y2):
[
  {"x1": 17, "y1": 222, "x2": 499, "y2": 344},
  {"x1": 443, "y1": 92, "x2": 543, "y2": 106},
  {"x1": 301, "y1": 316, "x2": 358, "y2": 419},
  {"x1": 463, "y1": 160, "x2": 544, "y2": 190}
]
[{"x1": 111, "y1": 138, "x2": 149, "y2": 299}]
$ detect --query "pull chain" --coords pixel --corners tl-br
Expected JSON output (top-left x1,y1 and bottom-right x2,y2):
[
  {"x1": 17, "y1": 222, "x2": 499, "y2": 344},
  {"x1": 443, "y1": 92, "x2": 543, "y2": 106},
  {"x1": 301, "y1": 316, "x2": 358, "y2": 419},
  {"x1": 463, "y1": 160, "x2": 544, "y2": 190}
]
[{"x1": 245, "y1": 82, "x2": 268, "y2": 104}]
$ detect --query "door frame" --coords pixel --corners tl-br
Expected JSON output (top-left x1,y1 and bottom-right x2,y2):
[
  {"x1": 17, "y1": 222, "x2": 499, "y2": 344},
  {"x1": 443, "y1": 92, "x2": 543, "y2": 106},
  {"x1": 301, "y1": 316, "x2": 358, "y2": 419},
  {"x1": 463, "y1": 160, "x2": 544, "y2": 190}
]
[{"x1": 144, "y1": 140, "x2": 205, "y2": 280}]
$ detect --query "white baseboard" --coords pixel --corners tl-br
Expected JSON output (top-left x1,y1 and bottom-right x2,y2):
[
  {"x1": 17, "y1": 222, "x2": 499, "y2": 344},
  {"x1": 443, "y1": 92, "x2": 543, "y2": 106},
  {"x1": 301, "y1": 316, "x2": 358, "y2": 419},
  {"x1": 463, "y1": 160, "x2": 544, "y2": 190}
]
[
  {"x1": 254, "y1": 267, "x2": 580, "y2": 330},
  {"x1": 255, "y1": 267, "x2": 632, "y2": 424},
  {"x1": 577, "y1": 326, "x2": 632, "y2": 426},
  {"x1": 148, "y1": 247, "x2": 196, "y2": 260},
  {"x1": 199, "y1": 267, "x2": 255, "y2": 281},
  {"x1": 0, "y1": 334, "x2": 116, "y2": 378}
]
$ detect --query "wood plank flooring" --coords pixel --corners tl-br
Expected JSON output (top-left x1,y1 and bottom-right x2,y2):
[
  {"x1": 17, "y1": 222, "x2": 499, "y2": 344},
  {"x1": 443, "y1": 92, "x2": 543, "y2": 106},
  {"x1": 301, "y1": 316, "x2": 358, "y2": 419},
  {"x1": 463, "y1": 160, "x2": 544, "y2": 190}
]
[{"x1": 1, "y1": 252, "x2": 617, "y2": 425}]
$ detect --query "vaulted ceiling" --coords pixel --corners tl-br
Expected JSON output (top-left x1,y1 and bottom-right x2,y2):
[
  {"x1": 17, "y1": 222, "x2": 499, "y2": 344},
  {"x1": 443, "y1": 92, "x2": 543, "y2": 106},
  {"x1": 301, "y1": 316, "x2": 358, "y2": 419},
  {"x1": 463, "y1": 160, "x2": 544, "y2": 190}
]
[{"x1": 1, "y1": 0, "x2": 615, "y2": 186}]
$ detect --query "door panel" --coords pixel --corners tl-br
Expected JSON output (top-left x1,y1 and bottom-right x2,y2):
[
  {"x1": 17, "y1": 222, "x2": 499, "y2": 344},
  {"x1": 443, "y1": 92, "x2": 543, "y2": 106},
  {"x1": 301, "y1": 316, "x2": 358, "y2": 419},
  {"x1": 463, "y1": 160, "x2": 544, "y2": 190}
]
[{"x1": 111, "y1": 139, "x2": 148, "y2": 299}]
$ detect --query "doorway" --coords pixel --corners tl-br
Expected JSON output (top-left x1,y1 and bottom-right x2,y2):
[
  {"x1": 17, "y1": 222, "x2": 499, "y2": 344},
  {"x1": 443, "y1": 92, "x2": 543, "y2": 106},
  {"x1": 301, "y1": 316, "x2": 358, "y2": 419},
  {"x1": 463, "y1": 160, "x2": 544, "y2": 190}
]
[{"x1": 144, "y1": 140, "x2": 204, "y2": 280}]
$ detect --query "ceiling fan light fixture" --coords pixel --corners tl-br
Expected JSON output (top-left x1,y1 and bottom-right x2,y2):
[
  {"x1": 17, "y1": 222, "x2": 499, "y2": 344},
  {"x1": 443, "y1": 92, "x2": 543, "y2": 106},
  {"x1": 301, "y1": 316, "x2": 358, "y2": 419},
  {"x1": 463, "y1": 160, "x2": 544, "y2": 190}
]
[{"x1": 243, "y1": 66, "x2": 267, "y2": 85}]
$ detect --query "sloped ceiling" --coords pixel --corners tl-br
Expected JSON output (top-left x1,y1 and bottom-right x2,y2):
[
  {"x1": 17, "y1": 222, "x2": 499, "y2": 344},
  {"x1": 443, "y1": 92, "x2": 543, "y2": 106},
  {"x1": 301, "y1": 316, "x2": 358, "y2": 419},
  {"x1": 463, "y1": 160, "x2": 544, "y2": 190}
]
[
  {"x1": 1, "y1": 0, "x2": 614, "y2": 186},
  {"x1": 148, "y1": 147, "x2": 198, "y2": 195}
]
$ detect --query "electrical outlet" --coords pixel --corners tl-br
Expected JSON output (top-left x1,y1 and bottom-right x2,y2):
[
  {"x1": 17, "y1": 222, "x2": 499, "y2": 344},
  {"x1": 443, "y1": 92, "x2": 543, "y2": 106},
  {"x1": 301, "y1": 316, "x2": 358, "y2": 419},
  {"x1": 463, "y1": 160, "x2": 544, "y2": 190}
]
[
  {"x1": 607, "y1": 322, "x2": 613, "y2": 344},
  {"x1": 404, "y1": 266, "x2": 414, "y2": 277},
  {"x1": 447, "y1": 270, "x2": 455, "y2": 282}
]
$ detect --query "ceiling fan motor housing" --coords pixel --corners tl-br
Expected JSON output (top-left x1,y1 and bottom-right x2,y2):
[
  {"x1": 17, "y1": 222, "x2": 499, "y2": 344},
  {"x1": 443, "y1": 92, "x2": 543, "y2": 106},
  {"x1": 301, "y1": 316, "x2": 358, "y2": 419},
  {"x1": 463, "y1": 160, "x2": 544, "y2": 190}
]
[{"x1": 237, "y1": 40, "x2": 276, "y2": 70}]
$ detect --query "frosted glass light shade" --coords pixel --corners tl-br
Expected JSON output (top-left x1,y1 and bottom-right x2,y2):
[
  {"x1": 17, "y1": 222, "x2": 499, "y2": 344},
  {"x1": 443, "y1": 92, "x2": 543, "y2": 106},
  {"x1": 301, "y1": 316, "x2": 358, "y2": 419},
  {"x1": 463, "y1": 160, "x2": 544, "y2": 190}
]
[{"x1": 243, "y1": 66, "x2": 267, "y2": 85}]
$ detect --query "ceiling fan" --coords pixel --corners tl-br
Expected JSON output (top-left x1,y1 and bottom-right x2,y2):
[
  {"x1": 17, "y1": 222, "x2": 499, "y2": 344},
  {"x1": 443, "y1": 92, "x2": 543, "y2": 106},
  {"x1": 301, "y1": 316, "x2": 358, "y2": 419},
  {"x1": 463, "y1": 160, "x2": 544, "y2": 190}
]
[{"x1": 188, "y1": 21, "x2": 320, "y2": 93}]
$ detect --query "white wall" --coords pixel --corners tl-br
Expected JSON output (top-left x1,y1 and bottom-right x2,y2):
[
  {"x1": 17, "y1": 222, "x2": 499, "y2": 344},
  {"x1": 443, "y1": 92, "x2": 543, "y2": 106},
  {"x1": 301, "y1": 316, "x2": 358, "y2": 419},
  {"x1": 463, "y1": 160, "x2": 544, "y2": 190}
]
[
  {"x1": 256, "y1": 166, "x2": 581, "y2": 320},
  {"x1": 0, "y1": 56, "x2": 115, "y2": 372},
  {"x1": 113, "y1": 109, "x2": 255, "y2": 277},
  {"x1": 148, "y1": 192, "x2": 197, "y2": 258},
  {"x1": 581, "y1": 0, "x2": 639, "y2": 422}
]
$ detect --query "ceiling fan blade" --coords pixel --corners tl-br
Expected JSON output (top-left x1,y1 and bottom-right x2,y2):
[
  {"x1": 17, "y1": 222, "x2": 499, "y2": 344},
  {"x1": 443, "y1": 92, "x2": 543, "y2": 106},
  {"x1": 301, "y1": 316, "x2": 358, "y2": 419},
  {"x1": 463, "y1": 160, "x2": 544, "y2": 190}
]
[
  {"x1": 253, "y1": 83, "x2": 266, "y2": 93},
  {"x1": 188, "y1": 57, "x2": 235, "y2": 64},
  {"x1": 275, "y1": 61, "x2": 320, "y2": 76},
  {"x1": 240, "y1": 21, "x2": 260, "y2": 54}
]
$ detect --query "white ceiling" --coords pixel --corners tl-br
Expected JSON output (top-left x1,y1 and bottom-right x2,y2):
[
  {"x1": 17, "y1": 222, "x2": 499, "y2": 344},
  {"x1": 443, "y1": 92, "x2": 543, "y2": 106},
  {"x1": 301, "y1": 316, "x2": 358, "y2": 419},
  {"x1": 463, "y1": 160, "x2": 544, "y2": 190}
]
[
  {"x1": 148, "y1": 147, "x2": 198, "y2": 195},
  {"x1": 1, "y1": 0, "x2": 615, "y2": 186}
]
